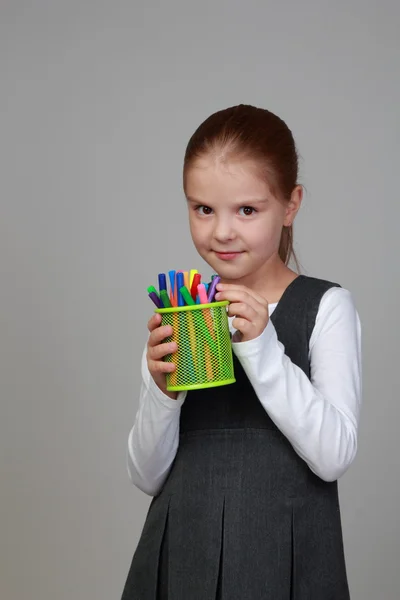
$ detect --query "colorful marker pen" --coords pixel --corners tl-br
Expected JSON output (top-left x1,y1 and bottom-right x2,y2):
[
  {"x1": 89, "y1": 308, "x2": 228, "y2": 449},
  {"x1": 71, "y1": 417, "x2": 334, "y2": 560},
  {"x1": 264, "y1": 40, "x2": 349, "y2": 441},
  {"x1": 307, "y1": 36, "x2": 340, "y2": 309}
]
[
  {"x1": 176, "y1": 272, "x2": 185, "y2": 306},
  {"x1": 180, "y1": 286, "x2": 195, "y2": 306},
  {"x1": 190, "y1": 273, "x2": 201, "y2": 300},
  {"x1": 160, "y1": 289, "x2": 172, "y2": 308},
  {"x1": 158, "y1": 273, "x2": 167, "y2": 293},
  {"x1": 197, "y1": 283, "x2": 208, "y2": 305},
  {"x1": 148, "y1": 291, "x2": 162, "y2": 308},
  {"x1": 147, "y1": 285, "x2": 160, "y2": 298},
  {"x1": 207, "y1": 276, "x2": 221, "y2": 303}
]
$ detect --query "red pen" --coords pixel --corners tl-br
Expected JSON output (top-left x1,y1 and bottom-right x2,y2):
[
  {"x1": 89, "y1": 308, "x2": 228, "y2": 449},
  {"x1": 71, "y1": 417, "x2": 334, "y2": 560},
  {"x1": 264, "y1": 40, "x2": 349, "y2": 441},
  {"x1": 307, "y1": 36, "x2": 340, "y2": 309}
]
[{"x1": 190, "y1": 273, "x2": 202, "y2": 300}]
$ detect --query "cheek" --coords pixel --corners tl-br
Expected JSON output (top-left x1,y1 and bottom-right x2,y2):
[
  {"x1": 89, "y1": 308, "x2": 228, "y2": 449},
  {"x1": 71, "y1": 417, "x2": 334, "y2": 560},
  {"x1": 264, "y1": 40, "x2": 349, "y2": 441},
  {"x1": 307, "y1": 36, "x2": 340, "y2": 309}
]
[
  {"x1": 189, "y1": 217, "x2": 206, "y2": 247},
  {"x1": 188, "y1": 213, "x2": 197, "y2": 235},
  {"x1": 189, "y1": 213, "x2": 209, "y2": 236},
  {"x1": 248, "y1": 219, "x2": 282, "y2": 250}
]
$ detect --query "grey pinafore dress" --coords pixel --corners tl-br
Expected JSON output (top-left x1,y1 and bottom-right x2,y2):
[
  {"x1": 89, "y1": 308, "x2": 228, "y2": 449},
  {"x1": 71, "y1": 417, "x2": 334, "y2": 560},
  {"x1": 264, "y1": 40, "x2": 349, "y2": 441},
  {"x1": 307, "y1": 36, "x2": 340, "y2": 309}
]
[{"x1": 121, "y1": 275, "x2": 351, "y2": 599}]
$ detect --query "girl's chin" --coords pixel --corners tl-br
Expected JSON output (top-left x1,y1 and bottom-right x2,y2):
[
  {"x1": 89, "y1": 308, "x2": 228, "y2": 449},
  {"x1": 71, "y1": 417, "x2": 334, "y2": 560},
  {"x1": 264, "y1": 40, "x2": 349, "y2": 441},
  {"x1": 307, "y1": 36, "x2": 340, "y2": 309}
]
[{"x1": 207, "y1": 262, "x2": 253, "y2": 281}]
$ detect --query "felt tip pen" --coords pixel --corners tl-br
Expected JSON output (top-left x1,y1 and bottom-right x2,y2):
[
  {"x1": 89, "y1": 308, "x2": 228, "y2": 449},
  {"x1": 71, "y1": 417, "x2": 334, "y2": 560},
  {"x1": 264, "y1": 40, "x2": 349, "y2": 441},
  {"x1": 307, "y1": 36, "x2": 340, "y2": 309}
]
[
  {"x1": 147, "y1": 285, "x2": 160, "y2": 297},
  {"x1": 168, "y1": 271, "x2": 176, "y2": 294},
  {"x1": 183, "y1": 271, "x2": 190, "y2": 290},
  {"x1": 180, "y1": 286, "x2": 195, "y2": 306},
  {"x1": 207, "y1": 276, "x2": 221, "y2": 303},
  {"x1": 168, "y1": 270, "x2": 176, "y2": 305},
  {"x1": 158, "y1": 273, "x2": 167, "y2": 293},
  {"x1": 190, "y1": 273, "x2": 201, "y2": 300},
  {"x1": 197, "y1": 283, "x2": 209, "y2": 305},
  {"x1": 176, "y1": 272, "x2": 185, "y2": 306},
  {"x1": 149, "y1": 291, "x2": 162, "y2": 308},
  {"x1": 160, "y1": 289, "x2": 172, "y2": 308},
  {"x1": 189, "y1": 269, "x2": 198, "y2": 287}
]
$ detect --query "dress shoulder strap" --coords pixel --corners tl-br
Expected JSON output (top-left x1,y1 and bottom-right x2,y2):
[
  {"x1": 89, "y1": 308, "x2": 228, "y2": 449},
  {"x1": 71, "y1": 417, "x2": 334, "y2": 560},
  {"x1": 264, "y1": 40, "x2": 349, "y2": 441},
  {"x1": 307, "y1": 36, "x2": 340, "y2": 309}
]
[{"x1": 270, "y1": 275, "x2": 341, "y2": 377}]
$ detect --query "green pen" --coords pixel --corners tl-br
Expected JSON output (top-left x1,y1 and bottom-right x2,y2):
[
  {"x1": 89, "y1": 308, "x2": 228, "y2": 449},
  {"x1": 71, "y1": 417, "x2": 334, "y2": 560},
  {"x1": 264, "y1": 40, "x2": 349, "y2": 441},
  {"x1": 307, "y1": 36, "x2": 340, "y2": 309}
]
[
  {"x1": 179, "y1": 286, "x2": 196, "y2": 306},
  {"x1": 160, "y1": 289, "x2": 172, "y2": 308},
  {"x1": 147, "y1": 285, "x2": 160, "y2": 298}
]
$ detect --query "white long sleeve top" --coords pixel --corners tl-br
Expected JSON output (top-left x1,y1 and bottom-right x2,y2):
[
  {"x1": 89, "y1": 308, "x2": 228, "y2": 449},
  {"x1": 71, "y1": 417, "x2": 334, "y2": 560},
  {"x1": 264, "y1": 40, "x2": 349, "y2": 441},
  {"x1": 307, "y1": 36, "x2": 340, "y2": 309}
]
[{"x1": 127, "y1": 286, "x2": 362, "y2": 496}]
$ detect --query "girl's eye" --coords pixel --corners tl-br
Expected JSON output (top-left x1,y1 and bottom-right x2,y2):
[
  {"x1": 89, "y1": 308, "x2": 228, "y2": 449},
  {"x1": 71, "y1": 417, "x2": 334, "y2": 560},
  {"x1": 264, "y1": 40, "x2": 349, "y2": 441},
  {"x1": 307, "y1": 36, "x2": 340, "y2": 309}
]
[
  {"x1": 194, "y1": 205, "x2": 255, "y2": 216},
  {"x1": 196, "y1": 205, "x2": 213, "y2": 215},
  {"x1": 239, "y1": 206, "x2": 256, "y2": 216}
]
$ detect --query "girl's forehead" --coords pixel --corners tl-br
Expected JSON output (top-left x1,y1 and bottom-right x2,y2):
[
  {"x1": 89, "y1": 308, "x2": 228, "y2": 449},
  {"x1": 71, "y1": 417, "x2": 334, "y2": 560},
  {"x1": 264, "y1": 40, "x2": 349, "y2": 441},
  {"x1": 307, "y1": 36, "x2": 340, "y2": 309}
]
[{"x1": 185, "y1": 157, "x2": 273, "y2": 199}]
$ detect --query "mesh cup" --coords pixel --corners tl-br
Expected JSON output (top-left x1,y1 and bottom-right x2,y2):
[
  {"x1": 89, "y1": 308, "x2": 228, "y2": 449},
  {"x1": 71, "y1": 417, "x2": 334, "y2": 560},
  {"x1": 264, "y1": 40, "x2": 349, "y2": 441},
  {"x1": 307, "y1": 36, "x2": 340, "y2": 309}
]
[{"x1": 155, "y1": 301, "x2": 236, "y2": 392}]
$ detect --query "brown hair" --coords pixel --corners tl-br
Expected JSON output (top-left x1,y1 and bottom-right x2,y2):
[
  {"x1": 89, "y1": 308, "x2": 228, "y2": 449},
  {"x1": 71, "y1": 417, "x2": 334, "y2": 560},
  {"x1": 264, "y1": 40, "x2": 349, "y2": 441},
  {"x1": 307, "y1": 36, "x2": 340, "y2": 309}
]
[{"x1": 183, "y1": 104, "x2": 301, "y2": 270}]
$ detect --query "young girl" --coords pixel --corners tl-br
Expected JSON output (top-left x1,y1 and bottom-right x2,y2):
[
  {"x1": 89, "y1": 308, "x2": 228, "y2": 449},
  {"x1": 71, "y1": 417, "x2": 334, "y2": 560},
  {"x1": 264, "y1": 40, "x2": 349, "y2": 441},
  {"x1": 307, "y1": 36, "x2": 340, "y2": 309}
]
[{"x1": 121, "y1": 105, "x2": 362, "y2": 599}]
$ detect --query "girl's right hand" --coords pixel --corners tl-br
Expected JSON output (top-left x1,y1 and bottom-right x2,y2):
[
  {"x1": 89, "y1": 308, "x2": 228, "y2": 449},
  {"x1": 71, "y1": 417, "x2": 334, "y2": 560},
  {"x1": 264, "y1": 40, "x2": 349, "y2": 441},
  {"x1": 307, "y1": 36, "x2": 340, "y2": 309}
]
[{"x1": 146, "y1": 313, "x2": 178, "y2": 400}]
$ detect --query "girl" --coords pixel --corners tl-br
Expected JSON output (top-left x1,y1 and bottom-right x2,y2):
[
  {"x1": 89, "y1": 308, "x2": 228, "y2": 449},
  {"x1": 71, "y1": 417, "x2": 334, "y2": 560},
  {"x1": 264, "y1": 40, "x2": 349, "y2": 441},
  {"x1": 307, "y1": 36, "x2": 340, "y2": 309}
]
[{"x1": 121, "y1": 105, "x2": 362, "y2": 599}]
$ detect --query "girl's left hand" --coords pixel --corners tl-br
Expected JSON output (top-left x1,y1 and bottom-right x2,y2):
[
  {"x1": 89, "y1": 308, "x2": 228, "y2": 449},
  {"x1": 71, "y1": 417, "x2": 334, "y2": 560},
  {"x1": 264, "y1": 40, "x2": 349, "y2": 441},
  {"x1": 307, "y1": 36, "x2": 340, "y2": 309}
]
[{"x1": 215, "y1": 283, "x2": 269, "y2": 343}]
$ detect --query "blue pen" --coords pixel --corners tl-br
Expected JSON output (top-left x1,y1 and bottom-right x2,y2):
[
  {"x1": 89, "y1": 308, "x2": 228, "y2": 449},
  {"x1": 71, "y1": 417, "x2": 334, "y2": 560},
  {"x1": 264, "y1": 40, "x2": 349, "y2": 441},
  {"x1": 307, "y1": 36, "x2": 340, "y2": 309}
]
[
  {"x1": 176, "y1": 272, "x2": 185, "y2": 306},
  {"x1": 168, "y1": 270, "x2": 176, "y2": 294},
  {"x1": 158, "y1": 273, "x2": 167, "y2": 293}
]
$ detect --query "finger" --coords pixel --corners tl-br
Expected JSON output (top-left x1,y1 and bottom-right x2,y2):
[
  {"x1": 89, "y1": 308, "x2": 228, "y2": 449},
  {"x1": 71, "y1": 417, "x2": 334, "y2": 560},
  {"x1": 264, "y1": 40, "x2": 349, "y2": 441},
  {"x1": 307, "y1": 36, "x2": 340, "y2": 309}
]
[
  {"x1": 148, "y1": 341, "x2": 177, "y2": 361},
  {"x1": 227, "y1": 301, "x2": 258, "y2": 321},
  {"x1": 216, "y1": 289, "x2": 267, "y2": 313},
  {"x1": 215, "y1": 286, "x2": 263, "y2": 304},
  {"x1": 148, "y1": 359, "x2": 176, "y2": 374},
  {"x1": 148, "y1": 324, "x2": 174, "y2": 347},
  {"x1": 231, "y1": 316, "x2": 253, "y2": 335},
  {"x1": 147, "y1": 313, "x2": 162, "y2": 332},
  {"x1": 216, "y1": 283, "x2": 268, "y2": 306}
]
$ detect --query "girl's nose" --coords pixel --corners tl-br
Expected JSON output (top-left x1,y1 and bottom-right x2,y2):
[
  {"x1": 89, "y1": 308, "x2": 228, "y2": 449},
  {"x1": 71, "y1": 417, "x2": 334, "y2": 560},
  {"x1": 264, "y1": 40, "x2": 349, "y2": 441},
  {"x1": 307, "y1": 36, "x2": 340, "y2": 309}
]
[{"x1": 213, "y1": 219, "x2": 236, "y2": 242}]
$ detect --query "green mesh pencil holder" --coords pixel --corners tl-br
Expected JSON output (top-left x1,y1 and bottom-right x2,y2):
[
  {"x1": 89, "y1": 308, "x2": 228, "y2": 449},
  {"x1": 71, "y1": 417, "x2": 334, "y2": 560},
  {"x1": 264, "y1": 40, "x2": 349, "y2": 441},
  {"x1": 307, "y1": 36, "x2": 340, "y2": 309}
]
[{"x1": 155, "y1": 301, "x2": 236, "y2": 392}]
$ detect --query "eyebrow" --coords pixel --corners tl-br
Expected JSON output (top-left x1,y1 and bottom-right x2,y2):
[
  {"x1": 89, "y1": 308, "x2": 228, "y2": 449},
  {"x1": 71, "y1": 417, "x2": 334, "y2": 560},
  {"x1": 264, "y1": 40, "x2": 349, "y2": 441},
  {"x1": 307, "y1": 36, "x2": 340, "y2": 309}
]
[{"x1": 186, "y1": 196, "x2": 269, "y2": 205}]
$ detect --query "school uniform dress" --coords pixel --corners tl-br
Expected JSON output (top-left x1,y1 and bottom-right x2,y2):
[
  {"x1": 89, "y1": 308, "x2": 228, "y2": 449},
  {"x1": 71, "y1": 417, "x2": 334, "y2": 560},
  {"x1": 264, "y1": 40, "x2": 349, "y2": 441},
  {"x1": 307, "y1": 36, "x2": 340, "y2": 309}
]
[{"x1": 121, "y1": 275, "x2": 362, "y2": 600}]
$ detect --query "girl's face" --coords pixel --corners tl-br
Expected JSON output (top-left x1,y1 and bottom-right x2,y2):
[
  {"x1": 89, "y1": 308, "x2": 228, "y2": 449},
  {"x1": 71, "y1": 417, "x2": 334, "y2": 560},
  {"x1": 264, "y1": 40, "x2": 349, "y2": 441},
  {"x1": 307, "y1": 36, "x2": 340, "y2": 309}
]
[{"x1": 185, "y1": 156, "x2": 299, "y2": 287}]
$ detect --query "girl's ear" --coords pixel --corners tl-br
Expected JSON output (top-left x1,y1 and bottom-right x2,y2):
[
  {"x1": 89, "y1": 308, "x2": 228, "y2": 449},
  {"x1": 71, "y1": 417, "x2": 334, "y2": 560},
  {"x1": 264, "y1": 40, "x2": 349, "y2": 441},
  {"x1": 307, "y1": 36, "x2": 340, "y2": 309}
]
[{"x1": 284, "y1": 185, "x2": 303, "y2": 226}]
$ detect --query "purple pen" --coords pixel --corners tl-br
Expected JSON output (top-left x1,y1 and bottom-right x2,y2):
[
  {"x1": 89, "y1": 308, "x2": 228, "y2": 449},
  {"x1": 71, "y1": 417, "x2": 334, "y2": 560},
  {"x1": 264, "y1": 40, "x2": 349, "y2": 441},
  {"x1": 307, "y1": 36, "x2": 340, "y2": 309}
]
[
  {"x1": 148, "y1": 291, "x2": 163, "y2": 308},
  {"x1": 207, "y1": 275, "x2": 221, "y2": 303}
]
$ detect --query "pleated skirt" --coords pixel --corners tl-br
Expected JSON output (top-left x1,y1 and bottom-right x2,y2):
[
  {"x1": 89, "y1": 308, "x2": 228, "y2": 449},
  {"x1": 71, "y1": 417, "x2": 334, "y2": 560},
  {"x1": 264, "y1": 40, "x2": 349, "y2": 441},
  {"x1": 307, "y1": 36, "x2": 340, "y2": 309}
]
[{"x1": 121, "y1": 428, "x2": 350, "y2": 600}]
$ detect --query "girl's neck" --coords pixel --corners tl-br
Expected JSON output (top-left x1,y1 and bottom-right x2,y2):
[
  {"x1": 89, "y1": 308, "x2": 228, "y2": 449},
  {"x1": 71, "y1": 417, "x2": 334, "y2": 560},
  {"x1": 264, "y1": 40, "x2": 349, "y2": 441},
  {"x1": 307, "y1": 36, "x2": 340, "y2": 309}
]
[{"x1": 262, "y1": 268, "x2": 299, "y2": 304}]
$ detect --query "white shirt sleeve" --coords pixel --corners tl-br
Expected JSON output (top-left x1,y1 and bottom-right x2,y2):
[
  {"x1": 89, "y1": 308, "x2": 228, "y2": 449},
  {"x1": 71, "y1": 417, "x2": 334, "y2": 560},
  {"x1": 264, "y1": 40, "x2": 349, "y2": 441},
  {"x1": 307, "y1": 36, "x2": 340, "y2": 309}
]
[
  {"x1": 232, "y1": 286, "x2": 362, "y2": 482},
  {"x1": 126, "y1": 345, "x2": 187, "y2": 496}
]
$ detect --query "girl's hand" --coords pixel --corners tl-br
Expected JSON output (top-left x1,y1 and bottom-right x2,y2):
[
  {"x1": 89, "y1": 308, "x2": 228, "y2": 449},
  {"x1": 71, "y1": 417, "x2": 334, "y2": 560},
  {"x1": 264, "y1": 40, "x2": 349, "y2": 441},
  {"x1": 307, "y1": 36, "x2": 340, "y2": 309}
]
[
  {"x1": 215, "y1": 283, "x2": 269, "y2": 343},
  {"x1": 146, "y1": 313, "x2": 178, "y2": 400}
]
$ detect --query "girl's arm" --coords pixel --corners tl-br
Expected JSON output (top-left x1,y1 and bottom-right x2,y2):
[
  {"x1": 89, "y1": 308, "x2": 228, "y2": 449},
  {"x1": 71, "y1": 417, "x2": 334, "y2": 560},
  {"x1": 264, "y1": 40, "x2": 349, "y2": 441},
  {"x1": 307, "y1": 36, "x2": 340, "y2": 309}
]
[
  {"x1": 126, "y1": 347, "x2": 186, "y2": 496},
  {"x1": 232, "y1": 286, "x2": 362, "y2": 482}
]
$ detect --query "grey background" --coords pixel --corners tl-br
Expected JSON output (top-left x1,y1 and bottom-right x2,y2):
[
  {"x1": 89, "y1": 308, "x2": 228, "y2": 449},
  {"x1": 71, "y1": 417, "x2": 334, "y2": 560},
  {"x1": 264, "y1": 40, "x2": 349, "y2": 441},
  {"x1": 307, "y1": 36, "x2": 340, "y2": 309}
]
[{"x1": 1, "y1": 1, "x2": 398, "y2": 599}]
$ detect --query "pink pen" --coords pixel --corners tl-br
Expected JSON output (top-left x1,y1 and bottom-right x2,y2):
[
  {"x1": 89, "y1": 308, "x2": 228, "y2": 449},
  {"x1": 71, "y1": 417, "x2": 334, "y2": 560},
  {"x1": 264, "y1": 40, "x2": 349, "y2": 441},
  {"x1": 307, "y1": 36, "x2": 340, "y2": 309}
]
[{"x1": 197, "y1": 283, "x2": 209, "y2": 305}]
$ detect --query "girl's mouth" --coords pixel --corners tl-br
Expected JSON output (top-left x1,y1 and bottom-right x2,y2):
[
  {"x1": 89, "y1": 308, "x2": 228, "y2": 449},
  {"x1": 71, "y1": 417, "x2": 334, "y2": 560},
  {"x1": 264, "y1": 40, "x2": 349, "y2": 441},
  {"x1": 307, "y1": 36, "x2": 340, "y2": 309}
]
[{"x1": 214, "y1": 251, "x2": 243, "y2": 261}]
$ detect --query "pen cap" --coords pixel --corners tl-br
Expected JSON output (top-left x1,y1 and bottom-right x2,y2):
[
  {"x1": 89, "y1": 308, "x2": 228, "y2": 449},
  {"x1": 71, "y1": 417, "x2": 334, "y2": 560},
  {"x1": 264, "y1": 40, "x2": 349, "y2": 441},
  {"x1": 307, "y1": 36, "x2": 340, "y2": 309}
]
[{"x1": 155, "y1": 301, "x2": 235, "y2": 392}]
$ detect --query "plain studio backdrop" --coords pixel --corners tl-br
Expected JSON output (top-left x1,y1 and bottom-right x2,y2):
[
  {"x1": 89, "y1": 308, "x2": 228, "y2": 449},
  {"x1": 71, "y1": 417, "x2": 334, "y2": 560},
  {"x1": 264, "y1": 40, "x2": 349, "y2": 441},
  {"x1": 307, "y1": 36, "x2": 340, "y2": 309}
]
[{"x1": 1, "y1": 1, "x2": 399, "y2": 599}]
